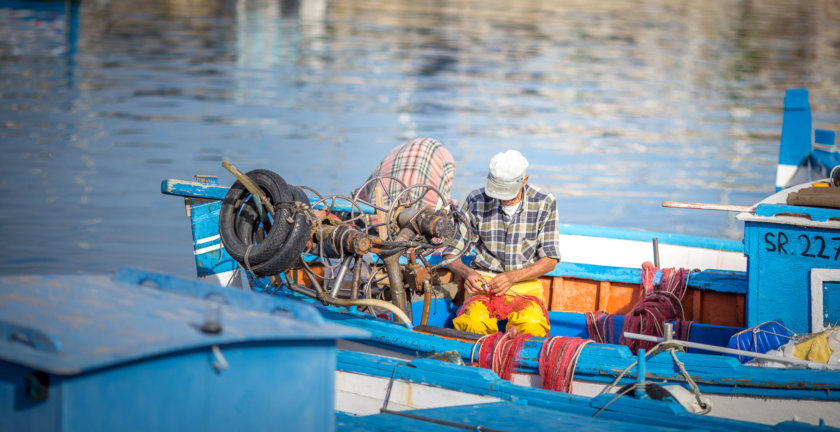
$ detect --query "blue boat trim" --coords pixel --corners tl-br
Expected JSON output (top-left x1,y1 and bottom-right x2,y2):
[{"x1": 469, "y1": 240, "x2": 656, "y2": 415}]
[
  {"x1": 558, "y1": 223, "x2": 743, "y2": 252},
  {"x1": 755, "y1": 203, "x2": 840, "y2": 223},
  {"x1": 162, "y1": 178, "x2": 376, "y2": 214}
]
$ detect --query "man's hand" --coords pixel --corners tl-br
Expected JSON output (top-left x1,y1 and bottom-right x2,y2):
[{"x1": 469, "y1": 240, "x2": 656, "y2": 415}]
[
  {"x1": 446, "y1": 255, "x2": 487, "y2": 295},
  {"x1": 463, "y1": 270, "x2": 487, "y2": 295},
  {"x1": 486, "y1": 272, "x2": 515, "y2": 296}
]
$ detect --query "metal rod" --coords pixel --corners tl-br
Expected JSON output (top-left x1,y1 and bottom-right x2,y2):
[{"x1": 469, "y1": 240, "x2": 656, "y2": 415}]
[
  {"x1": 330, "y1": 256, "x2": 352, "y2": 297},
  {"x1": 663, "y1": 321, "x2": 673, "y2": 341},
  {"x1": 622, "y1": 332, "x2": 831, "y2": 369},
  {"x1": 350, "y1": 256, "x2": 362, "y2": 300},
  {"x1": 636, "y1": 348, "x2": 646, "y2": 399},
  {"x1": 652, "y1": 237, "x2": 660, "y2": 268},
  {"x1": 332, "y1": 298, "x2": 412, "y2": 326},
  {"x1": 222, "y1": 161, "x2": 272, "y2": 220},
  {"x1": 662, "y1": 201, "x2": 754, "y2": 213}
]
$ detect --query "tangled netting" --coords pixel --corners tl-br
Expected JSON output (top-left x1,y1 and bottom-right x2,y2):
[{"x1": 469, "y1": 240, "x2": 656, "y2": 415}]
[
  {"x1": 457, "y1": 293, "x2": 549, "y2": 323},
  {"x1": 586, "y1": 262, "x2": 692, "y2": 354},
  {"x1": 471, "y1": 263, "x2": 693, "y2": 391},
  {"x1": 538, "y1": 336, "x2": 591, "y2": 393},
  {"x1": 473, "y1": 331, "x2": 532, "y2": 381}
]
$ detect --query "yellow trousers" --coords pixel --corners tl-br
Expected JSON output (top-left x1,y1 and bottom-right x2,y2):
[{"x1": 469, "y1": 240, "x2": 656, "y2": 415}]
[{"x1": 453, "y1": 275, "x2": 549, "y2": 337}]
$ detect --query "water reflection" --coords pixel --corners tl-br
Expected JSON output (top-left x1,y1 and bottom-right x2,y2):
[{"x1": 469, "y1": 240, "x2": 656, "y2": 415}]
[{"x1": 0, "y1": 0, "x2": 838, "y2": 277}]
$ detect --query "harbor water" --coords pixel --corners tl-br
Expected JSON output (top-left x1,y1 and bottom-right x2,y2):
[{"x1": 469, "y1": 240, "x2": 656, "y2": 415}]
[{"x1": 1, "y1": 0, "x2": 839, "y2": 278}]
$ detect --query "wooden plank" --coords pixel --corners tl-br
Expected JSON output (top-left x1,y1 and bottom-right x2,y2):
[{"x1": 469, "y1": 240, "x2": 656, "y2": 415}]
[
  {"x1": 597, "y1": 281, "x2": 610, "y2": 312},
  {"x1": 549, "y1": 277, "x2": 565, "y2": 312},
  {"x1": 540, "y1": 278, "x2": 552, "y2": 309},
  {"x1": 662, "y1": 201, "x2": 754, "y2": 213},
  {"x1": 608, "y1": 282, "x2": 639, "y2": 315}
]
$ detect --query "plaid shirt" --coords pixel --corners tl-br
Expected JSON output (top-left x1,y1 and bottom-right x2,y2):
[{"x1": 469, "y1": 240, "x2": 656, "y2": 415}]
[
  {"x1": 356, "y1": 138, "x2": 455, "y2": 210},
  {"x1": 443, "y1": 184, "x2": 561, "y2": 272}
]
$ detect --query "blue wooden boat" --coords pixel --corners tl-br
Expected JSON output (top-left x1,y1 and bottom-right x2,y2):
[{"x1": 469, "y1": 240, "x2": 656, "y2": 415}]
[
  {"x1": 775, "y1": 89, "x2": 839, "y2": 191},
  {"x1": 2, "y1": 269, "x2": 835, "y2": 432},
  {"x1": 159, "y1": 89, "x2": 840, "y2": 427}
]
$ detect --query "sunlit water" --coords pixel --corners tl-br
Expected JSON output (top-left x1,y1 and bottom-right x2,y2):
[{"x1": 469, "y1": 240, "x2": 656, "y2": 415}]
[{"x1": 1, "y1": 0, "x2": 838, "y2": 278}]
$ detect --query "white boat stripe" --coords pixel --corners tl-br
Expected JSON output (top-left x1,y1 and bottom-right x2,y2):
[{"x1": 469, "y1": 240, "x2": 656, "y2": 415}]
[
  {"x1": 194, "y1": 244, "x2": 221, "y2": 255},
  {"x1": 775, "y1": 164, "x2": 798, "y2": 188},
  {"x1": 195, "y1": 234, "x2": 221, "y2": 245}
]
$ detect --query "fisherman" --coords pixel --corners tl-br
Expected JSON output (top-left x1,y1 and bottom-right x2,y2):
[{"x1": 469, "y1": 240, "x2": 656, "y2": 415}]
[
  {"x1": 355, "y1": 137, "x2": 456, "y2": 210},
  {"x1": 442, "y1": 150, "x2": 560, "y2": 337}
]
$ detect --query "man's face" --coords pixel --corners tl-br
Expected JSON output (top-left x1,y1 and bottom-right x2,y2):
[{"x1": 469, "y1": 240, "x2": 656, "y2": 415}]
[
  {"x1": 500, "y1": 192, "x2": 521, "y2": 206},
  {"x1": 499, "y1": 175, "x2": 528, "y2": 206}
]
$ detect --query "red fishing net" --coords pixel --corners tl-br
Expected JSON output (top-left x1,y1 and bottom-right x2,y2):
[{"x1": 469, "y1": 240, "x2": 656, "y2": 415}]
[
  {"x1": 475, "y1": 331, "x2": 532, "y2": 381},
  {"x1": 586, "y1": 262, "x2": 692, "y2": 354},
  {"x1": 457, "y1": 292, "x2": 548, "y2": 323},
  {"x1": 538, "y1": 336, "x2": 591, "y2": 393}
]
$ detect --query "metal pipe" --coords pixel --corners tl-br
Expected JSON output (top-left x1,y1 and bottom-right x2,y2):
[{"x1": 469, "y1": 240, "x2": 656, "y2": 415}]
[
  {"x1": 330, "y1": 256, "x2": 352, "y2": 297},
  {"x1": 332, "y1": 298, "x2": 412, "y2": 326},
  {"x1": 350, "y1": 256, "x2": 362, "y2": 300},
  {"x1": 381, "y1": 227, "x2": 415, "y2": 321},
  {"x1": 285, "y1": 279, "x2": 411, "y2": 326},
  {"x1": 652, "y1": 237, "x2": 660, "y2": 269},
  {"x1": 420, "y1": 281, "x2": 432, "y2": 326},
  {"x1": 663, "y1": 321, "x2": 673, "y2": 341},
  {"x1": 635, "y1": 348, "x2": 647, "y2": 399},
  {"x1": 301, "y1": 265, "x2": 325, "y2": 294}
]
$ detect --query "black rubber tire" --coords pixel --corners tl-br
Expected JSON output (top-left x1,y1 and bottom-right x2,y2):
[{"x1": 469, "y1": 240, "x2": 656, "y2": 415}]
[
  {"x1": 244, "y1": 186, "x2": 310, "y2": 275},
  {"x1": 220, "y1": 169, "x2": 291, "y2": 264},
  {"x1": 219, "y1": 169, "x2": 310, "y2": 277}
]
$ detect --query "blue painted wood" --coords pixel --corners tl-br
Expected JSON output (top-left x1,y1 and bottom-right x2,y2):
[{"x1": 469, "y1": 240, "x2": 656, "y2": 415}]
[
  {"x1": 189, "y1": 200, "x2": 239, "y2": 279},
  {"x1": 777, "y1": 89, "x2": 812, "y2": 192},
  {"x1": 0, "y1": 273, "x2": 366, "y2": 432},
  {"x1": 743, "y1": 218, "x2": 840, "y2": 332},
  {"x1": 754, "y1": 203, "x2": 840, "y2": 223},
  {"x1": 338, "y1": 402, "x2": 691, "y2": 432},
  {"x1": 337, "y1": 399, "x2": 832, "y2": 432},
  {"x1": 161, "y1": 178, "x2": 229, "y2": 200}
]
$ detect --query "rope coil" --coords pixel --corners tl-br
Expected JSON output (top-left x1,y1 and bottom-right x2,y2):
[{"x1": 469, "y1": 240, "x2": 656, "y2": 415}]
[{"x1": 539, "y1": 336, "x2": 591, "y2": 393}]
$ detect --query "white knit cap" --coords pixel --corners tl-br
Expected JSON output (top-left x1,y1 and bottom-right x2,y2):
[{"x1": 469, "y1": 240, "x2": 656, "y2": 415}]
[{"x1": 485, "y1": 150, "x2": 528, "y2": 200}]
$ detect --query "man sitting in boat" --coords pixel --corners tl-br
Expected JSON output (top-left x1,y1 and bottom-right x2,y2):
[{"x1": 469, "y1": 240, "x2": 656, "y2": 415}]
[
  {"x1": 354, "y1": 137, "x2": 456, "y2": 210},
  {"x1": 442, "y1": 150, "x2": 560, "y2": 337}
]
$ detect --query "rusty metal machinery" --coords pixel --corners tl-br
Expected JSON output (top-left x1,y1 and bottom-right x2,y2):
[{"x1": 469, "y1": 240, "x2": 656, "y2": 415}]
[{"x1": 222, "y1": 171, "x2": 469, "y2": 326}]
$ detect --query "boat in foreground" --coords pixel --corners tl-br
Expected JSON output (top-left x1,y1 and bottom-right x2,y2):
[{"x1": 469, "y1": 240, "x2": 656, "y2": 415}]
[
  {"x1": 5, "y1": 271, "x2": 834, "y2": 432},
  {"x1": 159, "y1": 89, "x2": 840, "y2": 427}
]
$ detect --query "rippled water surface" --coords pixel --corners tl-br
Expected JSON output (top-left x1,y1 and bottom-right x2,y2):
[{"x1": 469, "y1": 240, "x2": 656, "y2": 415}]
[{"x1": 1, "y1": 0, "x2": 839, "y2": 277}]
